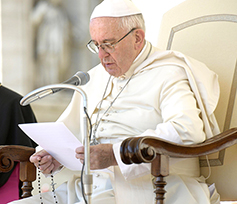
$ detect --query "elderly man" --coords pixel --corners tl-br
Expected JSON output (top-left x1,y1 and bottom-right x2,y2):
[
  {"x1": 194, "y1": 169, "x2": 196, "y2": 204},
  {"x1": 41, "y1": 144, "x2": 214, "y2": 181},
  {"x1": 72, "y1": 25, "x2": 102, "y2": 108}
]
[{"x1": 10, "y1": 0, "x2": 220, "y2": 204}]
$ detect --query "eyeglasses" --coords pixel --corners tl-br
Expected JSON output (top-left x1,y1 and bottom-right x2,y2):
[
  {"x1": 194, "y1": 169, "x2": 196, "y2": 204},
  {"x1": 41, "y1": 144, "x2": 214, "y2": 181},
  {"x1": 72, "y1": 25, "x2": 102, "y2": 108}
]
[{"x1": 86, "y1": 28, "x2": 137, "y2": 54}]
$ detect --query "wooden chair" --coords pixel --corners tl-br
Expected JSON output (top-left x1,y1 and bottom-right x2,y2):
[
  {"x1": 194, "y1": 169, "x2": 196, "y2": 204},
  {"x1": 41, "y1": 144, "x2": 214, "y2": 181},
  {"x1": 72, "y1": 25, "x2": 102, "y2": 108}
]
[
  {"x1": 0, "y1": 145, "x2": 36, "y2": 198},
  {"x1": 121, "y1": 129, "x2": 237, "y2": 204},
  {"x1": 1, "y1": 1, "x2": 237, "y2": 203},
  {"x1": 120, "y1": 0, "x2": 237, "y2": 203}
]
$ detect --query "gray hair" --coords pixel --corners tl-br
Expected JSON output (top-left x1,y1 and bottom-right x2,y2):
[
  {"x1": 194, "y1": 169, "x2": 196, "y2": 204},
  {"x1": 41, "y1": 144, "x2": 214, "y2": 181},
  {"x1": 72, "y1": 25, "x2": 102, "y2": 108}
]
[{"x1": 119, "y1": 14, "x2": 146, "y2": 32}]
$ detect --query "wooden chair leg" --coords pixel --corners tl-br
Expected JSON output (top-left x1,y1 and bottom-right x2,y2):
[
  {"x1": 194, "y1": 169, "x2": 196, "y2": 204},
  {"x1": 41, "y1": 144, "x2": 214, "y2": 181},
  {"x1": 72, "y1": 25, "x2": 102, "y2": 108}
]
[
  {"x1": 20, "y1": 161, "x2": 36, "y2": 198},
  {"x1": 151, "y1": 154, "x2": 169, "y2": 204}
]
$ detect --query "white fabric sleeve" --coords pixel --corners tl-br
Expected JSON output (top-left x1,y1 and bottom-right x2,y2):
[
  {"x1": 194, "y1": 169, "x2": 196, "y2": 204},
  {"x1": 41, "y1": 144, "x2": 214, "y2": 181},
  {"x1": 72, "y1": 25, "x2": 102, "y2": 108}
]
[
  {"x1": 113, "y1": 142, "x2": 151, "y2": 180},
  {"x1": 113, "y1": 122, "x2": 182, "y2": 180},
  {"x1": 113, "y1": 68, "x2": 206, "y2": 180}
]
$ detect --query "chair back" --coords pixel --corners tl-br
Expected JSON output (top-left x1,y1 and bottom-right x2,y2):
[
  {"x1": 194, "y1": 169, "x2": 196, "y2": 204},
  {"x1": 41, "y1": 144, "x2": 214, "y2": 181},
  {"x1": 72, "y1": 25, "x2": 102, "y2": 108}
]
[{"x1": 157, "y1": 0, "x2": 237, "y2": 200}]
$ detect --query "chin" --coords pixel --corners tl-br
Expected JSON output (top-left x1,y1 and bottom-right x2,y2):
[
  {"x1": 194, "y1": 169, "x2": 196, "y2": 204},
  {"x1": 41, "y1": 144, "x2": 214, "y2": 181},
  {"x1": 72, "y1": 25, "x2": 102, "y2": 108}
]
[{"x1": 105, "y1": 68, "x2": 120, "y2": 77}]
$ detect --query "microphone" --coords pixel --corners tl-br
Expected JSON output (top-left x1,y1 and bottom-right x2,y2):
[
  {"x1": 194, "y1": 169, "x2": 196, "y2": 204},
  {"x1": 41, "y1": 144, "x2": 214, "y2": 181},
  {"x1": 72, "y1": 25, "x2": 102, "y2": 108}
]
[
  {"x1": 52, "y1": 71, "x2": 90, "y2": 93},
  {"x1": 20, "y1": 71, "x2": 90, "y2": 106}
]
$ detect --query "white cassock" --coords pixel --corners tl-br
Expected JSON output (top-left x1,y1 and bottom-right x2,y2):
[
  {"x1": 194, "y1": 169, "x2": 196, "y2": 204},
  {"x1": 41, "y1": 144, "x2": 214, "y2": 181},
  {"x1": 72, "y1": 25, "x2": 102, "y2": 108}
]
[{"x1": 10, "y1": 41, "x2": 221, "y2": 204}]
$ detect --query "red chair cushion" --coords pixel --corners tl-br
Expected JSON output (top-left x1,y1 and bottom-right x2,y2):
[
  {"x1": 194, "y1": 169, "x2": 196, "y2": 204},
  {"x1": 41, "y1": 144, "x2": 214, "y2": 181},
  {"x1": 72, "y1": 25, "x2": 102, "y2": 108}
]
[{"x1": 0, "y1": 163, "x2": 20, "y2": 203}]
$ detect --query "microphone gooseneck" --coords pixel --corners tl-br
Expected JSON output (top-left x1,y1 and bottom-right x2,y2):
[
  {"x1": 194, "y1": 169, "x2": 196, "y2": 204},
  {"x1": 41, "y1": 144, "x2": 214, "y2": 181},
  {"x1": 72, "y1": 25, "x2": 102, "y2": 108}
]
[
  {"x1": 20, "y1": 71, "x2": 90, "y2": 106},
  {"x1": 19, "y1": 72, "x2": 93, "y2": 204}
]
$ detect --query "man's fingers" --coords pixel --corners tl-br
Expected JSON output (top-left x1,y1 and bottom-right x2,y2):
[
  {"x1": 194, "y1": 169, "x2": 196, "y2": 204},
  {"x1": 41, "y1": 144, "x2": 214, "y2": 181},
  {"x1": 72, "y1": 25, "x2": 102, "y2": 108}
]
[
  {"x1": 30, "y1": 150, "x2": 50, "y2": 163},
  {"x1": 34, "y1": 155, "x2": 52, "y2": 171},
  {"x1": 40, "y1": 155, "x2": 52, "y2": 164},
  {"x1": 79, "y1": 159, "x2": 84, "y2": 164},
  {"x1": 75, "y1": 146, "x2": 84, "y2": 153},
  {"x1": 75, "y1": 153, "x2": 84, "y2": 160},
  {"x1": 30, "y1": 154, "x2": 42, "y2": 164},
  {"x1": 40, "y1": 163, "x2": 54, "y2": 174},
  {"x1": 75, "y1": 146, "x2": 85, "y2": 162}
]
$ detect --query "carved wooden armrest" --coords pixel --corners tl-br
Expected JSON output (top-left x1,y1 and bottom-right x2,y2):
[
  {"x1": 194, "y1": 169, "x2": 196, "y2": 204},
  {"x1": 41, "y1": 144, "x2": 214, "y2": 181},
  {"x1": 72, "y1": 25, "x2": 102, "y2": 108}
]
[
  {"x1": 121, "y1": 128, "x2": 237, "y2": 163},
  {"x1": 120, "y1": 128, "x2": 237, "y2": 204},
  {"x1": 0, "y1": 145, "x2": 36, "y2": 198}
]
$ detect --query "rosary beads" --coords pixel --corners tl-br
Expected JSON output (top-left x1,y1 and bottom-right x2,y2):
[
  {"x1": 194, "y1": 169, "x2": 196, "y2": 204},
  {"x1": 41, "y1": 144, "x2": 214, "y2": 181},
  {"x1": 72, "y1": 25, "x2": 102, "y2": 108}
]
[{"x1": 38, "y1": 161, "x2": 59, "y2": 204}]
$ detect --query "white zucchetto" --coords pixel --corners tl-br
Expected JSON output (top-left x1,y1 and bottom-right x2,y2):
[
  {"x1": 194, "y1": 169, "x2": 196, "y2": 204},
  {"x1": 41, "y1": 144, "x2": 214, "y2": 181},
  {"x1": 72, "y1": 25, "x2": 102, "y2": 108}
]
[{"x1": 90, "y1": 0, "x2": 142, "y2": 20}]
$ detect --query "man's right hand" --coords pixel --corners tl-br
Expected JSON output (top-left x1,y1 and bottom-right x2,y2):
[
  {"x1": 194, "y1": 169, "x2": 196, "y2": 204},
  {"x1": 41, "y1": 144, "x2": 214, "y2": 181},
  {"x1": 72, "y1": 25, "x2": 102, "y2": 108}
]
[{"x1": 30, "y1": 149, "x2": 62, "y2": 174}]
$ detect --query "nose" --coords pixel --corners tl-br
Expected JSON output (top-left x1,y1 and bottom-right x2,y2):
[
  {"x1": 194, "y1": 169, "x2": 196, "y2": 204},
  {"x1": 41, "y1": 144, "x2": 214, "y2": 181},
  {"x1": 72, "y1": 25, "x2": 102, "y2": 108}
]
[{"x1": 98, "y1": 47, "x2": 110, "y2": 59}]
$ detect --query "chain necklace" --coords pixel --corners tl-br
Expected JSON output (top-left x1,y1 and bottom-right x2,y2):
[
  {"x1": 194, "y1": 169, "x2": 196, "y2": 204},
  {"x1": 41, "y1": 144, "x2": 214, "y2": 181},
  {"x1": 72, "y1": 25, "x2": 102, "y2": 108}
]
[
  {"x1": 90, "y1": 73, "x2": 135, "y2": 145},
  {"x1": 38, "y1": 161, "x2": 59, "y2": 204},
  {"x1": 90, "y1": 75, "x2": 112, "y2": 145},
  {"x1": 90, "y1": 42, "x2": 152, "y2": 145}
]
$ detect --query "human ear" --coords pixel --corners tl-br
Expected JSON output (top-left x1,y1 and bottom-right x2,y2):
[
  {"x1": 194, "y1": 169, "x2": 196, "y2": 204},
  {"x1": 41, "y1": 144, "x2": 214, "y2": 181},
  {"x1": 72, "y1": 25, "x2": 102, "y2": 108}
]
[{"x1": 134, "y1": 29, "x2": 145, "y2": 50}]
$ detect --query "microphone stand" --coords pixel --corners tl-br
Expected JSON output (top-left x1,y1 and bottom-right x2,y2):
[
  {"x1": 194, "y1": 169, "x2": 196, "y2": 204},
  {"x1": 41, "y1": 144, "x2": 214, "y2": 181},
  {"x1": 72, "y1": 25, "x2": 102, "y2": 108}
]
[{"x1": 20, "y1": 84, "x2": 93, "y2": 204}]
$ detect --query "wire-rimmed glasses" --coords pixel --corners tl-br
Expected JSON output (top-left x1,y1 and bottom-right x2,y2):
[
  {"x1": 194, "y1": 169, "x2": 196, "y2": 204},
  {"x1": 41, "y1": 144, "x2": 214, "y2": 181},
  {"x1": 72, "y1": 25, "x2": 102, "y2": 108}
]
[{"x1": 86, "y1": 28, "x2": 137, "y2": 54}]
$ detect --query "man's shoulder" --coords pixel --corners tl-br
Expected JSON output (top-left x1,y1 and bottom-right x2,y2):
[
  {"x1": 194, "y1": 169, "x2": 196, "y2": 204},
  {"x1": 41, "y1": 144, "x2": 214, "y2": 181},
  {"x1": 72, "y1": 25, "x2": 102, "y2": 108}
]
[{"x1": 0, "y1": 85, "x2": 22, "y2": 104}]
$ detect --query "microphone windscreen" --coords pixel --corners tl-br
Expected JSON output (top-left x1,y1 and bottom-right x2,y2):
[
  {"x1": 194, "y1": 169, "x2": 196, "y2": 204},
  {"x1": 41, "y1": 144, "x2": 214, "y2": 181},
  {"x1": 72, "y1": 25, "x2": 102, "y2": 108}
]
[{"x1": 75, "y1": 71, "x2": 90, "y2": 85}]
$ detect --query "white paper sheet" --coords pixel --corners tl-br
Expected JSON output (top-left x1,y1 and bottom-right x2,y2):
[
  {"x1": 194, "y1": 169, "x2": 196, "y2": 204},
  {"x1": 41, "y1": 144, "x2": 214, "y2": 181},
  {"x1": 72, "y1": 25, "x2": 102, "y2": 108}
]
[{"x1": 19, "y1": 122, "x2": 83, "y2": 171}]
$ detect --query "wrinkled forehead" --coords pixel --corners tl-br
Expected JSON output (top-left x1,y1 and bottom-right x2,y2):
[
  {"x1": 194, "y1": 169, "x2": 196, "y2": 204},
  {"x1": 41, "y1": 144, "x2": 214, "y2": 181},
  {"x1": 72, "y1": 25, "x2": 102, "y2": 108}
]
[
  {"x1": 89, "y1": 17, "x2": 125, "y2": 38},
  {"x1": 90, "y1": 17, "x2": 120, "y2": 29}
]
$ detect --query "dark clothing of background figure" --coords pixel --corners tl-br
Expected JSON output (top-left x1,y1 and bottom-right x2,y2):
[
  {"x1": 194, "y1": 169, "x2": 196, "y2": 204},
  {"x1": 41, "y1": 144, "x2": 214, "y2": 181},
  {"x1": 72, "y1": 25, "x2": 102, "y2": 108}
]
[{"x1": 0, "y1": 85, "x2": 38, "y2": 188}]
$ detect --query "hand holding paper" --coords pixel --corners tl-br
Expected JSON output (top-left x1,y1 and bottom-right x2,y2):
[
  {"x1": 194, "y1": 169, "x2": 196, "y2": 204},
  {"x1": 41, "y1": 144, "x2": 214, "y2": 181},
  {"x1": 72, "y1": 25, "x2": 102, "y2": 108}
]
[{"x1": 19, "y1": 122, "x2": 83, "y2": 171}]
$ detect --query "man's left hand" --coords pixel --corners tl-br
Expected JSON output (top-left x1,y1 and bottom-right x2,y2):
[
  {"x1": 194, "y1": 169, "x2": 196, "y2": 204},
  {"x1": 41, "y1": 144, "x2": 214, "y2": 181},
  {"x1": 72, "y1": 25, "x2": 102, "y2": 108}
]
[{"x1": 75, "y1": 144, "x2": 118, "y2": 170}]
